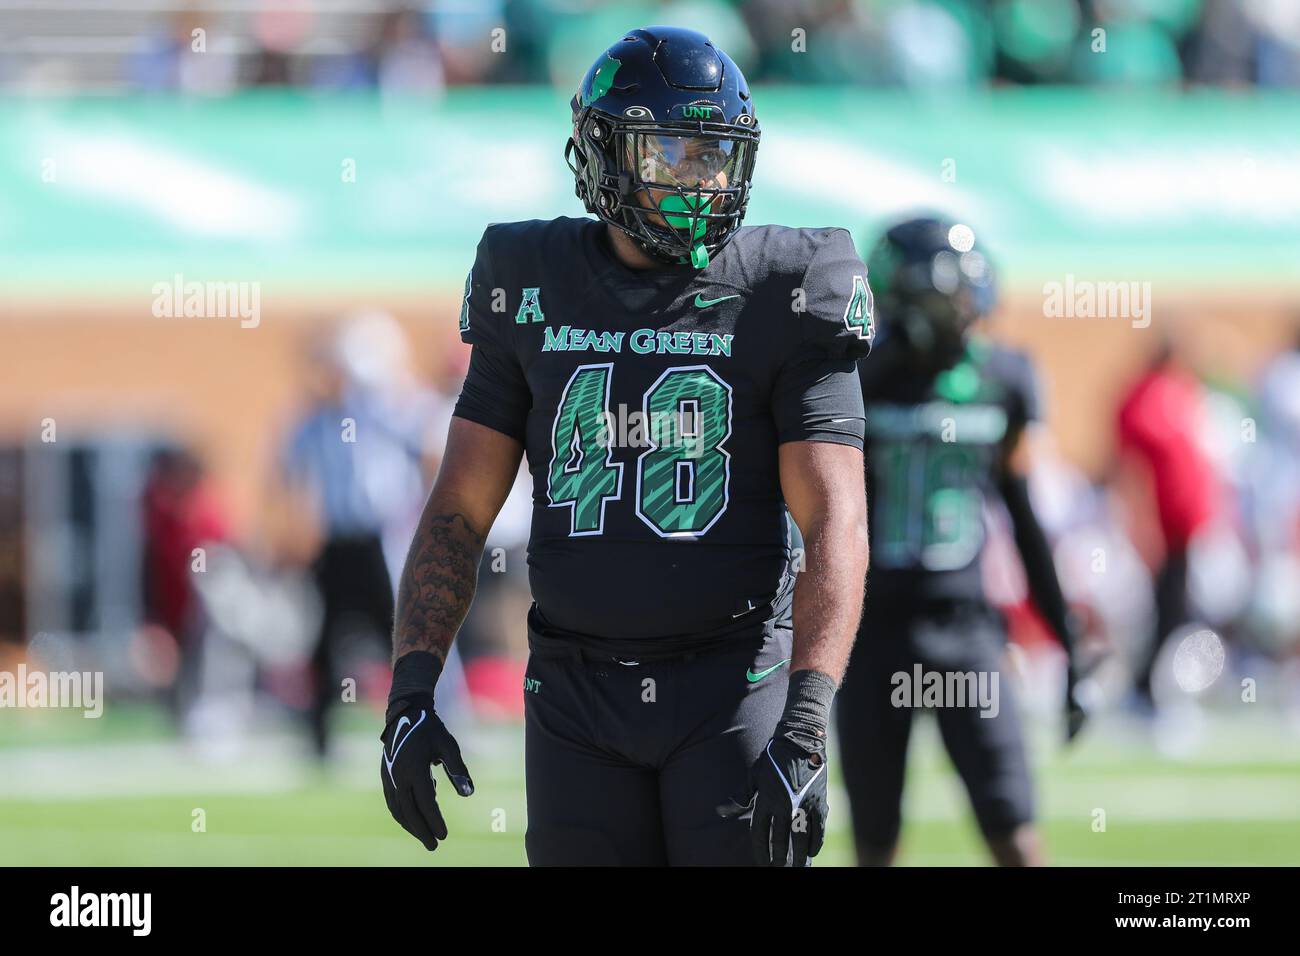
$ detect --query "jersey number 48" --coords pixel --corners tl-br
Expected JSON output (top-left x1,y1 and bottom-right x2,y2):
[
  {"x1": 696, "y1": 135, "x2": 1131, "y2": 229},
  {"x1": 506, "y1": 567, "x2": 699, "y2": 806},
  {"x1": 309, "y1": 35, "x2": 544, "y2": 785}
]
[{"x1": 547, "y1": 363, "x2": 732, "y2": 538}]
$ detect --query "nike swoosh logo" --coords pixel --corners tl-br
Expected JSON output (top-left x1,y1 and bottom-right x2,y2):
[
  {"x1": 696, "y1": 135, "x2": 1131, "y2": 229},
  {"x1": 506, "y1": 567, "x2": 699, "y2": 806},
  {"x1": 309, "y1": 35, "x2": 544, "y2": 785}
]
[
  {"x1": 745, "y1": 659, "x2": 791, "y2": 683},
  {"x1": 694, "y1": 293, "x2": 740, "y2": 309},
  {"x1": 766, "y1": 740, "x2": 827, "y2": 815},
  {"x1": 382, "y1": 709, "x2": 426, "y2": 787}
]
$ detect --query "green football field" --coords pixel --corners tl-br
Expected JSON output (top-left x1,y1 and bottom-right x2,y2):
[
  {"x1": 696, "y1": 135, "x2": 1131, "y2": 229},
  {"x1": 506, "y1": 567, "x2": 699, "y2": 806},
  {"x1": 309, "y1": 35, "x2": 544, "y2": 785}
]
[{"x1": 1, "y1": 704, "x2": 1297, "y2": 866}]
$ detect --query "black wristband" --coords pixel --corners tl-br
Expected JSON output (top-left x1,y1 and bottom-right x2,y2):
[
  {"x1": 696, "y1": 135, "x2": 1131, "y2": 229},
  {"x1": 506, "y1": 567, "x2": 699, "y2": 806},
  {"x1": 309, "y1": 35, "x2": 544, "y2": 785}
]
[
  {"x1": 387, "y1": 651, "x2": 443, "y2": 713},
  {"x1": 777, "y1": 668, "x2": 837, "y2": 747}
]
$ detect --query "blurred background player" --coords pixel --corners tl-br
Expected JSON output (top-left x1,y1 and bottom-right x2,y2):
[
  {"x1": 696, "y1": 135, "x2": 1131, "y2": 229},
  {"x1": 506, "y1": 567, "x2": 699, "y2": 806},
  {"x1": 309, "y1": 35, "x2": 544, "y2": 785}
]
[
  {"x1": 277, "y1": 317, "x2": 431, "y2": 759},
  {"x1": 836, "y1": 216, "x2": 1087, "y2": 867},
  {"x1": 1112, "y1": 338, "x2": 1222, "y2": 711},
  {"x1": 141, "y1": 446, "x2": 232, "y2": 722},
  {"x1": 1246, "y1": 328, "x2": 1300, "y2": 660}
]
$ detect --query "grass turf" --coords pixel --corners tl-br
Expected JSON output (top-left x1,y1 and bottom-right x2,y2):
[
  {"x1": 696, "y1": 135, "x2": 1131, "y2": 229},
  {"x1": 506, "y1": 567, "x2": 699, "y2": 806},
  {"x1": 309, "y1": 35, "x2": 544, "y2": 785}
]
[{"x1": 2, "y1": 705, "x2": 1296, "y2": 866}]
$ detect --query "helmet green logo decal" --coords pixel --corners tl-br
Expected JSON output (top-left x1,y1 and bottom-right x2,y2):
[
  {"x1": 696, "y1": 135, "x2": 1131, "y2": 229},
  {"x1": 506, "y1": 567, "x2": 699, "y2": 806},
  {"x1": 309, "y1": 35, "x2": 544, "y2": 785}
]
[{"x1": 582, "y1": 53, "x2": 621, "y2": 107}]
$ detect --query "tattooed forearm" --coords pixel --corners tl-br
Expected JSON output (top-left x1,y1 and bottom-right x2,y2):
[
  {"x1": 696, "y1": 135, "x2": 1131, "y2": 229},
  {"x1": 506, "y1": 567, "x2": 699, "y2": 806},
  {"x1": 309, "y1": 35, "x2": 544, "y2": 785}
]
[{"x1": 392, "y1": 510, "x2": 486, "y2": 663}]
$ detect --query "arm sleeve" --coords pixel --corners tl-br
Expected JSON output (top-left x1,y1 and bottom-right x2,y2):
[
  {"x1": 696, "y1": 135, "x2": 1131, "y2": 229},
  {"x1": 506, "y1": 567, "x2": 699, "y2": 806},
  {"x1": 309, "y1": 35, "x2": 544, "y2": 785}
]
[
  {"x1": 1000, "y1": 473, "x2": 1075, "y2": 655},
  {"x1": 1008, "y1": 350, "x2": 1044, "y2": 432},
  {"x1": 771, "y1": 229, "x2": 873, "y2": 447},
  {"x1": 452, "y1": 228, "x2": 531, "y2": 442},
  {"x1": 997, "y1": 353, "x2": 1072, "y2": 653},
  {"x1": 772, "y1": 355, "x2": 866, "y2": 447}
]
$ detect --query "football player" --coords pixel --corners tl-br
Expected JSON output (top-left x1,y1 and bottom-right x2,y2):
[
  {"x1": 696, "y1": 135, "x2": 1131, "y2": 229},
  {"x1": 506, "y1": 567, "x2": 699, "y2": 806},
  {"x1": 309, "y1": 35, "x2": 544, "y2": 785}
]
[
  {"x1": 836, "y1": 216, "x2": 1085, "y2": 867},
  {"x1": 380, "y1": 26, "x2": 874, "y2": 866}
]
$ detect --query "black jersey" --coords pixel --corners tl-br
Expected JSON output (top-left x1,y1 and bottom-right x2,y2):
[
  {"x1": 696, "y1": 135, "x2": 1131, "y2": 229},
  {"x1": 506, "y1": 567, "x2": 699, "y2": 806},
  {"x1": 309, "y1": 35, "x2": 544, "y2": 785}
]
[
  {"x1": 454, "y1": 216, "x2": 873, "y2": 642},
  {"x1": 859, "y1": 338, "x2": 1041, "y2": 605}
]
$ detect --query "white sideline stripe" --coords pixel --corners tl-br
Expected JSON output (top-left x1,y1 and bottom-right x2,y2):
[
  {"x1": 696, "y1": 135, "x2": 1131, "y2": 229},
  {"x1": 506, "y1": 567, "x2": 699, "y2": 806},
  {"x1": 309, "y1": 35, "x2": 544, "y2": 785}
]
[{"x1": 0, "y1": 730, "x2": 517, "y2": 800}]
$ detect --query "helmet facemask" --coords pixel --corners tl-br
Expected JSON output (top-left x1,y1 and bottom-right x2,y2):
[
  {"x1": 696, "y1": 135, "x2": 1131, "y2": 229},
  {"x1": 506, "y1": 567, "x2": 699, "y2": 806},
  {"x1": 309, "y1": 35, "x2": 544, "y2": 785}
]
[
  {"x1": 895, "y1": 291, "x2": 976, "y2": 375},
  {"x1": 568, "y1": 105, "x2": 758, "y2": 268},
  {"x1": 868, "y1": 223, "x2": 996, "y2": 377}
]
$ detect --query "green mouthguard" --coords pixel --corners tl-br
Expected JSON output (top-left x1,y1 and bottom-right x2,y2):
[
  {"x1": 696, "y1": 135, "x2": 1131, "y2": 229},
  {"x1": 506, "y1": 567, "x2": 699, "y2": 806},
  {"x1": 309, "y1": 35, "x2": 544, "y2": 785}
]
[
  {"x1": 659, "y1": 194, "x2": 709, "y2": 238},
  {"x1": 658, "y1": 194, "x2": 711, "y2": 268}
]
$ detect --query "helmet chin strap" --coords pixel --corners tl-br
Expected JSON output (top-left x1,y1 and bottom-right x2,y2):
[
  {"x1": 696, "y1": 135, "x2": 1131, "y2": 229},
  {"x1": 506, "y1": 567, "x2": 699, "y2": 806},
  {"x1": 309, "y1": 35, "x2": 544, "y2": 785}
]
[
  {"x1": 657, "y1": 191, "x2": 712, "y2": 269},
  {"x1": 633, "y1": 233, "x2": 708, "y2": 268}
]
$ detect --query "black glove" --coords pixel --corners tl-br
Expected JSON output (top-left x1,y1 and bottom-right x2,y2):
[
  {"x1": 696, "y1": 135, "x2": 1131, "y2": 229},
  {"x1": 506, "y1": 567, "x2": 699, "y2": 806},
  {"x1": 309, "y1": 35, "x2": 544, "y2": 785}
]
[
  {"x1": 380, "y1": 653, "x2": 474, "y2": 851},
  {"x1": 746, "y1": 669, "x2": 835, "y2": 867},
  {"x1": 1064, "y1": 659, "x2": 1089, "y2": 745}
]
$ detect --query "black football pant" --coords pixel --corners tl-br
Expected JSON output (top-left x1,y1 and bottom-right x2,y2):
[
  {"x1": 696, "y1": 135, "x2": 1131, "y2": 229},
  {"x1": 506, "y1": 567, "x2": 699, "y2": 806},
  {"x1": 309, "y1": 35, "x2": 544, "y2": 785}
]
[
  {"x1": 522, "y1": 620, "x2": 791, "y2": 866},
  {"x1": 836, "y1": 601, "x2": 1034, "y2": 857},
  {"x1": 309, "y1": 534, "x2": 394, "y2": 757},
  {"x1": 1133, "y1": 549, "x2": 1191, "y2": 703}
]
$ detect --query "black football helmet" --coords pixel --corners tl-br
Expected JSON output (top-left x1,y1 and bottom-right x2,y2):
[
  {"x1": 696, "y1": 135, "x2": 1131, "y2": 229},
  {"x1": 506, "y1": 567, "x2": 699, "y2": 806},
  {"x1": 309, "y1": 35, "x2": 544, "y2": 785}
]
[
  {"x1": 865, "y1": 216, "x2": 997, "y2": 375},
  {"x1": 565, "y1": 26, "x2": 760, "y2": 269}
]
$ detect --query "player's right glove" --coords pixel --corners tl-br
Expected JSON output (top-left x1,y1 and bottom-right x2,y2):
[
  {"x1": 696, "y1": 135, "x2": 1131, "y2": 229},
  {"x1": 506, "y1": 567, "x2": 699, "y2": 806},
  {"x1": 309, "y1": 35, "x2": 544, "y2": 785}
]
[
  {"x1": 745, "y1": 669, "x2": 836, "y2": 867},
  {"x1": 380, "y1": 652, "x2": 474, "y2": 852}
]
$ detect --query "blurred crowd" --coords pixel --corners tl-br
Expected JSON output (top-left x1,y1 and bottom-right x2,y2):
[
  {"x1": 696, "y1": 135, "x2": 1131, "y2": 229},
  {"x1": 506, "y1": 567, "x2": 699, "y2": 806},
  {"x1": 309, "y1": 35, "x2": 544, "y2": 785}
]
[{"x1": 4, "y1": 0, "x2": 1299, "y2": 94}]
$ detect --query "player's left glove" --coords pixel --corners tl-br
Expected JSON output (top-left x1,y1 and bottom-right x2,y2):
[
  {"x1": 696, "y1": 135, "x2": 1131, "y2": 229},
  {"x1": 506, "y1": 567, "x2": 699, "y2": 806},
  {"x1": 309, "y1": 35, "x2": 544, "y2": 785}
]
[
  {"x1": 746, "y1": 669, "x2": 835, "y2": 867},
  {"x1": 1060, "y1": 609, "x2": 1106, "y2": 746}
]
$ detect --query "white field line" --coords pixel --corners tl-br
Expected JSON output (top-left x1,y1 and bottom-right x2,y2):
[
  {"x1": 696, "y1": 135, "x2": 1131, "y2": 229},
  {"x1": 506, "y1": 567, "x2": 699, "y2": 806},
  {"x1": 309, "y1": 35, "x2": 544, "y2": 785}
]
[
  {"x1": 0, "y1": 729, "x2": 520, "y2": 800},
  {"x1": 1, "y1": 743, "x2": 1295, "y2": 826}
]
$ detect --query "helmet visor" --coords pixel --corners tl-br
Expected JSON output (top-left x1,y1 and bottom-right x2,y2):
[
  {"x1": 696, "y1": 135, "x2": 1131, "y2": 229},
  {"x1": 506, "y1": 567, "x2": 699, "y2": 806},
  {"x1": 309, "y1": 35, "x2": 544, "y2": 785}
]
[{"x1": 624, "y1": 133, "x2": 746, "y2": 190}]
